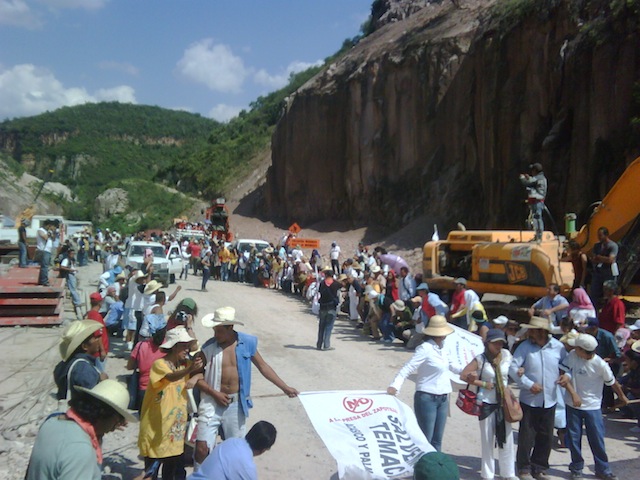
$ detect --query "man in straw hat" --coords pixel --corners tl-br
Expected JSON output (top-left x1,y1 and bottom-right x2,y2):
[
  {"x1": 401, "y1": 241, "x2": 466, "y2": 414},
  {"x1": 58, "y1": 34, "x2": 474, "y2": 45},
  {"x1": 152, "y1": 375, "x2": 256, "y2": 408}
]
[
  {"x1": 26, "y1": 379, "x2": 137, "y2": 480},
  {"x1": 508, "y1": 316, "x2": 567, "y2": 480},
  {"x1": 387, "y1": 315, "x2": 462, "y2": 452},
  {"x1": 194, "y1": 307, "x2": 299, "y2": 471},
  {"x1": 53, "y1": 320, "x2": 107, "y2": 402}
]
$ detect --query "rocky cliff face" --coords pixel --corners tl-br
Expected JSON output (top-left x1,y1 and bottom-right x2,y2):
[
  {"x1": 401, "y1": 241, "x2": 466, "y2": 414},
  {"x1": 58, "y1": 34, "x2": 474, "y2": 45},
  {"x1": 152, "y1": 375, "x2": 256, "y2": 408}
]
[{"x1": 265, "y1": 0, "x2": 640, "y2": 231}]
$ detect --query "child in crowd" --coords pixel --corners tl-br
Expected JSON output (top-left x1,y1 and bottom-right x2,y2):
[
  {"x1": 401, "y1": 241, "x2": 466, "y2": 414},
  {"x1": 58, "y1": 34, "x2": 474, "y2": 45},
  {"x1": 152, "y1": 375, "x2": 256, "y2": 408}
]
[{"x1": 619, "y1": 349, "x2": 640, "y2": 433}]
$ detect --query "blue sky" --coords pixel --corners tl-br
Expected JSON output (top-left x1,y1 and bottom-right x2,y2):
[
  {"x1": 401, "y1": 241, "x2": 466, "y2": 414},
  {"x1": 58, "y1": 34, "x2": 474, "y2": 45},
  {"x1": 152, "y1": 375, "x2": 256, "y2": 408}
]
[{"x1": 0, "y1": 0, "x2": 372, "y2": 121}]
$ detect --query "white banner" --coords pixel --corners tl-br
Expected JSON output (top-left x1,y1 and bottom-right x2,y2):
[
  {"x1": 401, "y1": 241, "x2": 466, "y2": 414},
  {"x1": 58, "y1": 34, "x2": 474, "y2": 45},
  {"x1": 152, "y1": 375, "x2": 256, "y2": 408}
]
[
  {"x1": 444, "y1": 324, "x2": 485, "y2": 384},
  {"x1": 299, "y1": 390, "x2": 434, "y2": 480}
]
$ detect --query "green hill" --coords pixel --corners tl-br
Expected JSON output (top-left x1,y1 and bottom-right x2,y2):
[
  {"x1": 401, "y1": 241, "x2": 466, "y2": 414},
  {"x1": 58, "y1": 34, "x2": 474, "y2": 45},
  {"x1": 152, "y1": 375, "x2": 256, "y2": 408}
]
[{"x1": 0, "y1": 23, "x2": 366, "y2": 232}]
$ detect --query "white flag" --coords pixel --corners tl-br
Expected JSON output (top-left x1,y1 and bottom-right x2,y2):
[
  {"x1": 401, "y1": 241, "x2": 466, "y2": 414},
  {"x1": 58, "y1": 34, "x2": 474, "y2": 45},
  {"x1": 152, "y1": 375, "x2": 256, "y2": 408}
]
[
  {"x1": 431, "y1": 224, "x2": 439, "y2": 241},
  {"x1": 299, "y1": 391, "x2": 434, "y2": 479}
]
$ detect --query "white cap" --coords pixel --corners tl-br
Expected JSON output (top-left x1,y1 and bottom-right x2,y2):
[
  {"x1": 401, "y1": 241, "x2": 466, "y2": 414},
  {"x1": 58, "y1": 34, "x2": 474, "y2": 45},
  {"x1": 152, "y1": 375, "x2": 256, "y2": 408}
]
[
  {"x1": 568, "y1": 333, "x2": 598, "y2": 352},
  {"x1": 493, "y1": 315, "x2": 509, "y2": 326},
  {"x1": 629, "y1": 319, "x2": 640, "y2": 331}
]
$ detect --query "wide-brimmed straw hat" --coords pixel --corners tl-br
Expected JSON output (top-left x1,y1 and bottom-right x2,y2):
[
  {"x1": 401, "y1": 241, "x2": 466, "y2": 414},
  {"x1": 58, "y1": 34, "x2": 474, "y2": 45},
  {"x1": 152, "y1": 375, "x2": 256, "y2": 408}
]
[
  {"x1": 321, "y1": 265, "x2": 333, "y2": 273},
  {"x1": 133, "y1": 270, "x2": 148, "y2": 281},
  {"x1": 370, "y1": 265, "x2": 381, "y2": 274},
  {"x1": 201, "y1": 306, "x2": 245, "y2": 328},
  {"x1": 337, "y1": 274, "x2": 348, "y2": 282},
  {"x1": 393, "y1": 300, "x2": 406, "y2": 311},
  {"x1": 632, "y1": 340, "x2": 640, "y2": 354},
  {"x1": 423, "y1": 315, "x2": 454, "y2": 337},
  {"x1": 160, "y1": 326, "x2": 195, "y2": 349},
  {"x1": 519, "y1": 316, "x2": 552, "y2": 331},
  {"x1": 59, "y1": 320, "x2": 103, "y2": 361},
  {"x1": 76, "y1": 380, "x2": 137, "y2": 423},
  {"x1": 144, "y1": 280, "x2": 162, "y2": 295}
]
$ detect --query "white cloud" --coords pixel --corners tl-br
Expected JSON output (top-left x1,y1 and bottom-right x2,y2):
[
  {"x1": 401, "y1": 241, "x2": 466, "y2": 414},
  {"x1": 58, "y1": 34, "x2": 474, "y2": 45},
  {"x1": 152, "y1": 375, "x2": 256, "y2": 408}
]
[
  {"x1": 0, "y1": 63, "x2": 136, "y2": 119},
  {"x1": 98, "y1": 60, "x2": 139, "y2": 76},
  {"x1": 36, "y1": 0, "x2": 107, "y2": 10},
  {"x1": 176, "y1": 39, "x2": 248, "y2": 94},
  {"x1": 253, "y1": 60, "x2": 323, "y2": 90},
  {"x1": 208, "y1": 104, "x2": 243, "y2": 123},
  {"x1": 0, "y1": 0, "x2": 42, "y2": 28}
]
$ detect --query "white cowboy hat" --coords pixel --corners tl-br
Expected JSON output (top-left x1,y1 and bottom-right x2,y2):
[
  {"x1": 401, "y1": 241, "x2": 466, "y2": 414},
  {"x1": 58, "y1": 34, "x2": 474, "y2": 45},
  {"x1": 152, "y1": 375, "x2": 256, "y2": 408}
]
[
  {"x1": 422, "y1": 315, "x2": 454, "y2": 337},
  {"x1": 370, "y1": 265, "x2": 381, "y2": 274},
  {"x1": 519, "y1": 316, "x2": 552, "y2": 331},
  {"x1": 76, "y1": 380, "x2": 138, "y2": 423},
  {"x1": 59, "y1": 320, "x2": 103, "y2": 361},
  {"x1": 160, "y1": 326, "x2": 195, "y2": 349},
  {"x1": 144, "y1": 280, "x2": 162, "y2": 295},
  {"x1": 201, "y1": 306, "x2": 245, "y2": 328}
]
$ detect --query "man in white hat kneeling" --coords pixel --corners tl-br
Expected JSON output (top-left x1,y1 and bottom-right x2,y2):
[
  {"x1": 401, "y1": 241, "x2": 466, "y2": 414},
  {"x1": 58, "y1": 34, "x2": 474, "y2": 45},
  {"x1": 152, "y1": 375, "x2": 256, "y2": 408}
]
[
  {"x1": 194, "y1": 307, "x2": 299, "y2": 471},
  {"x1": 25, "y1": 380, "x2": 137, "y2": 480}
]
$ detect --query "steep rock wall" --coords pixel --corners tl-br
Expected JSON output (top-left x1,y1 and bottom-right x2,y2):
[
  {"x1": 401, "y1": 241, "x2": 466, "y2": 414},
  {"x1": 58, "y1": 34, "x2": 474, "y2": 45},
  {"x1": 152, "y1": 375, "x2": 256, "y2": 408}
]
[{"x1": 266, "y1": 0, "x2": 640, "y2": 231}]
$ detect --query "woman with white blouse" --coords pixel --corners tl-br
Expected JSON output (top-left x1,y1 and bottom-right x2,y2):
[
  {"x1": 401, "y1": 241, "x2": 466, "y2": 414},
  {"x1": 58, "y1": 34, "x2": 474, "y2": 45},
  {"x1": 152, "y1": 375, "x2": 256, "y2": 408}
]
[
  {"x1": 387, "y1": 315, "x2": 460, "y2": 452},
  {"x1": 460, "y1": 329, "x2": 517, "y2": 480}
]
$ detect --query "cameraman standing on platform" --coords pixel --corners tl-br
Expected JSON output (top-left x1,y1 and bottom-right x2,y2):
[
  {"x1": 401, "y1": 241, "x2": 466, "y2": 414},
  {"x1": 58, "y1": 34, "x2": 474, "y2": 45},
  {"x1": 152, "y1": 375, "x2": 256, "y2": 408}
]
[
  {"x1": 36, "y1": 221, "x2": 55, "y2": 286},
  {"x1": 520, "y1": 163, "x2": 548, "y2": 241}
]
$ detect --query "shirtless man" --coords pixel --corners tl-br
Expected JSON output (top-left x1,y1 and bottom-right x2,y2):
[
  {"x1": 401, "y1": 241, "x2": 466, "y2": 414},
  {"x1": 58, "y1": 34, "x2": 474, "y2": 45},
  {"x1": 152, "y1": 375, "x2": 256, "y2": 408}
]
[{"x1": 194, "y1": 306, "x2": 298, "y2": 470}]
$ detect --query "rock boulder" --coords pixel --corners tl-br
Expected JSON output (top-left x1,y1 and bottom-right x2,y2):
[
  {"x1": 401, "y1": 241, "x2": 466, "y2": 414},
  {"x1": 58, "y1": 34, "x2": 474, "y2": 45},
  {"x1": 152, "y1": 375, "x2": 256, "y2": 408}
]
[{"x1": 94, "y1": 188, "x2": 129, "y2": 222}]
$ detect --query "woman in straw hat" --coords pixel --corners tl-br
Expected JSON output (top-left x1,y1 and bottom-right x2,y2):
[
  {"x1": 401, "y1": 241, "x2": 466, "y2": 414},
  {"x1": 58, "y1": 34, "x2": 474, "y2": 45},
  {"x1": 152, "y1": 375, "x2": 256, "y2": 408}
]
[
  {"x1": 387, "y1": 315, "x2": 462, "y2": 451},
  {"x1": 26, "y1": 379, "x2": 137, "y2": 480},
  {"x1": 53, "y1": 320, "x2": 107, "y2": 402},
  {"x1": 460, "y1": 329, "x2": 517, "y2": 480},
  {"x1": 138, "y1": 326, "x2": 203, "y2": 479}
]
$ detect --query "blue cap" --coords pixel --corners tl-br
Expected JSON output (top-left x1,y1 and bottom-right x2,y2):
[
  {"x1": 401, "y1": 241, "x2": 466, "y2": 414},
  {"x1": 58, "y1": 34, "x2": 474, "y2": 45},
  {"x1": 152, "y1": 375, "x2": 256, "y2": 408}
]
[
  {"x1": 587, "y1": 317, "x2": 599, "y2": 328},
  {"x1": 485, "y1": 329, "x2": 507, "y2": 343},
  {"x1": 113, "y1": 266, "x2": 123, "y2": 275},
  {"x1": 416, "y1": 283, "x2": 429, "y2": 292}
]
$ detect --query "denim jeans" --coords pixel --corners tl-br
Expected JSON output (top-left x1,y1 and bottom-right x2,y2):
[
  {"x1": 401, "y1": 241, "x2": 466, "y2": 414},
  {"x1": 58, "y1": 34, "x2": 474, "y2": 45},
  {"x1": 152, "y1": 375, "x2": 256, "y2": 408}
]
[
  {"x1": 201, "y1": 267, "x2": 211, "y2": 290},
  {"x1": 66, "y1": 273, "x2": 82, "y2": 306},
  {"x1": 317, "y1": 307, "x2": 337, "y2": 349},
  {"x1": 19, "y1": 242, "x2": 27, "y2": 267},
  {"x1": 530, "y1": 201, "x2": 544, "y2": 239},
  {"x1": 414, "y1": 391, "x2": 448, "y2": 452},
  {"x1": 566, "y1": 406, "x2": 612, "y2": 476},
  {"x1": 38, "y1": 250, "x2": 51, "y2": 286},
  {"x1": 517, "y1": 403, "x2": 555, "y2": 474},
  {"x1": 379, "y1": 312, "x2": 395, "y2": 342},
  {"x1": 220, "y1": 262, "x2": 229, "y2": 281}
]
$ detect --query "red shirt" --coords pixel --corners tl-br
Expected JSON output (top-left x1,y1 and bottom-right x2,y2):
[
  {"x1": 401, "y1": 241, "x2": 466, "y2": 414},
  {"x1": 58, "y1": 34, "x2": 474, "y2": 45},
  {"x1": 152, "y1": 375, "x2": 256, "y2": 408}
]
[
  {"x1": 599, "y1": 296, "x2": 626, "y2": 334},
  {"x1": 450, "y1": 289, "x2": 465, "y2": 315},
  {"x1": 190, "y1": 243, "x2": 201, "y2": 258},
  {"x1": 131, "y1": 339, "x2": 165, "y2": 390},
  {"x1": 86, "y1": 309, "x2": 109, "y2": 354}
]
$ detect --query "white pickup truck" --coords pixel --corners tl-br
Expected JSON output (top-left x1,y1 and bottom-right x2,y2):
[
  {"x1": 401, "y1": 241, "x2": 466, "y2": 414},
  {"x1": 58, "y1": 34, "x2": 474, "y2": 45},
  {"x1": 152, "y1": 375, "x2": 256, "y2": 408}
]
[{"x1": 124, "y1": 241, "x2": 183, "y2": 286}]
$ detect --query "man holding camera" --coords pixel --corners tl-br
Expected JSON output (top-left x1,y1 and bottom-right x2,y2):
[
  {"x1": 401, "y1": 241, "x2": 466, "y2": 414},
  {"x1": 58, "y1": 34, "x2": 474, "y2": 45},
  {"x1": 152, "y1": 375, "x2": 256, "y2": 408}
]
[
  {"x1": 36, "y1": 222, "x2": 54, "y2": 286},
  {"x1": 520, "y1": 163, "x2": 548, "y2": 241}
]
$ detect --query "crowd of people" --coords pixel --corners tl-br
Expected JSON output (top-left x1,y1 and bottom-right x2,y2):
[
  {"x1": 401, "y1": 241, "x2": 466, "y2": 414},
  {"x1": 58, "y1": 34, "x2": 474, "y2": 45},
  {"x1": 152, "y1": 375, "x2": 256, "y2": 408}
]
[{"x1": 19, "y1": 223, "x2": 640, "y2": 480}]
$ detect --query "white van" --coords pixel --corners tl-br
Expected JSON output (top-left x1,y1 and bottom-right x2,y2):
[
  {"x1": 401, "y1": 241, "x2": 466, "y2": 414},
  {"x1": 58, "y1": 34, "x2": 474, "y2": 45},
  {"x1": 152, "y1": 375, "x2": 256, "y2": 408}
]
[{"x1": 230, "y1": 239, "x2": 271, "y2": 255}]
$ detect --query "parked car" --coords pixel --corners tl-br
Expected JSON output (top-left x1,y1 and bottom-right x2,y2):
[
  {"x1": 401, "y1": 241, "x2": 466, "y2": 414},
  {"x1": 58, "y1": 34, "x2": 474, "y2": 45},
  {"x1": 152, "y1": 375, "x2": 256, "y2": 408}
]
[
  {"x1": 230, "y1": 239, "x2": 270, "y2": 255},
  {"x1": 124, "y1": 241, "x2": 182, "y2": 286}
]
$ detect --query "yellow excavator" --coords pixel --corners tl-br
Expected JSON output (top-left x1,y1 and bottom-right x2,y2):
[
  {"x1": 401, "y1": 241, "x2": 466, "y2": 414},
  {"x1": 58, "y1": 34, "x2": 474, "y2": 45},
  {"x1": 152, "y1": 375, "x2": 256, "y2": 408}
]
[{"x1": 423, "y1": 157, "x2": 640, "y2": 302}]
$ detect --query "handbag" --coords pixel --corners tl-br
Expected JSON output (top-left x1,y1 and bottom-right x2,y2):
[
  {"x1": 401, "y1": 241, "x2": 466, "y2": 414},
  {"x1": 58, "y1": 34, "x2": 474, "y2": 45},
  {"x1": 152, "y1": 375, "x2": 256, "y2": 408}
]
[
  {"x1": 502, "y1": 386, "x2": 523, "y2": 422},
  {"x1": 456, "y1": 354, "x2": 486, "y2": 416},
  {"x1": 456, "y1": 387, "x2": 480, "y2": 416}
]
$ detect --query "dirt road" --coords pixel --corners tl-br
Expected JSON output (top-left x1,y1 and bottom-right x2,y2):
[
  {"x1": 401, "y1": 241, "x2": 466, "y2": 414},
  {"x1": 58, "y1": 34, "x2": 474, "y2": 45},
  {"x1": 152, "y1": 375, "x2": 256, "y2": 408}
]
[{"x1": 1, "y1": 261, "x2": 639, "y2": 479}]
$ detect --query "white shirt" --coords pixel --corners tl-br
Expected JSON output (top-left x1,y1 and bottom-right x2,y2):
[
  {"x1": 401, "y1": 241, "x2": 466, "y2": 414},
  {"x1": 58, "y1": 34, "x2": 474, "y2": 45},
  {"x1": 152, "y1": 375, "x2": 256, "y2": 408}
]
[
  {"x1": 560, "y1": 350, "x2": 615, "y2": 410},
  {"x1": 475, "y1": 350, "x2": 513, "y2": 405},
  {"x1": 390, "y1": 339, "x2": 459, "y2": 394},
  {"x1": 60, "y1": 258, "x2": 76, "y2": 276},
  {"x1": 330, "y1": 245, "x2": 341, "y2": 260},
  {"x1": 36, "y1": 227, "x2": 52, "y2": 252}
]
